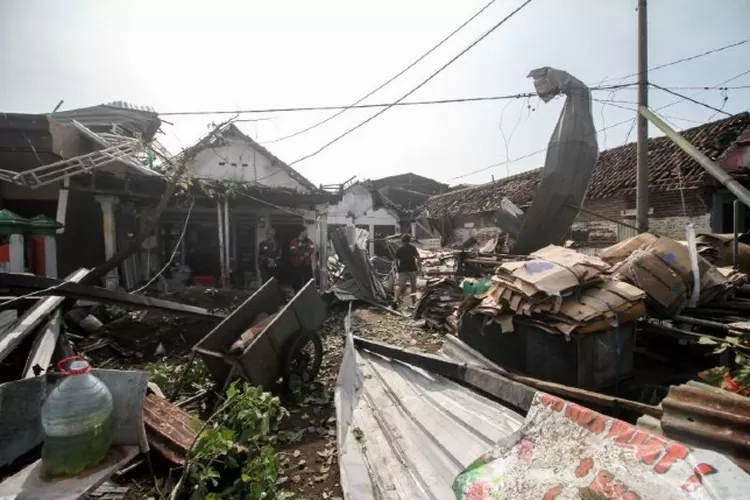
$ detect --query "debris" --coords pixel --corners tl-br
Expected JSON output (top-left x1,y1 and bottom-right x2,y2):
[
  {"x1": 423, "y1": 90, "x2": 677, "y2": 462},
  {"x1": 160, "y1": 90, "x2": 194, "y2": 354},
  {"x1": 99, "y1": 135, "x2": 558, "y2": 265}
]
[
  {"x1": 142, "y1": 393, "x2": 198, "y2": 465},
  {"x1": 513, "y1": 67, "x2": 598, "y2": 254},
  {"x1": 606, "y1": 234, "x2": 748, "y2": 316},
  {"x1": 2, "y1": 272, "x2": 225, "y2": 320},
  {"x1": 23, "y1": 311, "x2": 61, "y2": 378},
  {"x1": 0, "y1": 268, "x2": 88, "y2": 364},
  {"x1": 229, "y1": 311, "x2": 279, "y2": 355},
  {"x1": 327, "y1": 228, "x2": 389, "y2": 303},
  {"x1": 194, "y1": 278, "x2": 326, "y2": 390},
  {"x1": 463, "y1": 245, "x2": 646, "y2": 335}
]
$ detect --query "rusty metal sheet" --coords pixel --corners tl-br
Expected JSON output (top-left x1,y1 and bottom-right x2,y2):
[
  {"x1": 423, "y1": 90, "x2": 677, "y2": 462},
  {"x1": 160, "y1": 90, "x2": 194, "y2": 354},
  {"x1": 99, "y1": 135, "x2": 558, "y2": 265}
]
[
  {"x1": 142, "y1": 393, "x2": 197, "y2": 465},
  {"x1": 661, "y1": 381, "x2": 750, "y2": 472}
]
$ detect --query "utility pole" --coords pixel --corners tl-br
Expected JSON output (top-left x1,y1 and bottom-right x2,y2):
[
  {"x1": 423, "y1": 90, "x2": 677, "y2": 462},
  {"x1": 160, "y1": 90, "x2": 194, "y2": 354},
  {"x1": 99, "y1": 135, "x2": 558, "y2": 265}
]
[{"x1": 636, "y1": 0, "x2": 649, "y2": 233}]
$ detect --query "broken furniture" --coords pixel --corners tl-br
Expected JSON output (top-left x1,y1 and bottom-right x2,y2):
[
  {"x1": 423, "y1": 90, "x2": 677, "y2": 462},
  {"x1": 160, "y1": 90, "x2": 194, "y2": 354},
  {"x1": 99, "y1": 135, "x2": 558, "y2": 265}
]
[
  {"x1": 0, "y1": 369, "x2": 148, "y2": 500},
  {"x1": 194, "y1": 278, "x2": 326, "y2": 390}
]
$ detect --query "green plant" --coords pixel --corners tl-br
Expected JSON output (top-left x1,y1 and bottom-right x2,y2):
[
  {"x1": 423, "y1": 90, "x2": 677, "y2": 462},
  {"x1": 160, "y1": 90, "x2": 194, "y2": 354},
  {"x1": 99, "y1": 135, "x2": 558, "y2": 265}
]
[
  {"x1": 699, "y1": 331, "x2": 750, "y2": 389},
  {"x1": 172, "y1": 381, "x2": 292, "y2": 500},
  {"x1": 146, "y1": 358, "x2": 213, "y2": 397}
]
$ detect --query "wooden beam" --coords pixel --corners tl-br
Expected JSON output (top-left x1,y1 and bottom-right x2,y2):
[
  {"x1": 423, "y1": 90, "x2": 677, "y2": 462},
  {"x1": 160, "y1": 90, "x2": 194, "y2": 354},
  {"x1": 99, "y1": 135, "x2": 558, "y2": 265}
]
[{"x1": 1, "y1": 273, "x2": 224, "y2": 320}]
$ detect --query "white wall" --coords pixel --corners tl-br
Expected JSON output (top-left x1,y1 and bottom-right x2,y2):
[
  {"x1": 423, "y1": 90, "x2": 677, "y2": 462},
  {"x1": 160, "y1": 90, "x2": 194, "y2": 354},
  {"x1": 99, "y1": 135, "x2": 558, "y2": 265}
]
[
  {"x1": 327, "y1": 184, "x2": 398, "y2": 227},
  {"x1": 189, "y1": 139, "x2": 310, "y2": 192}
]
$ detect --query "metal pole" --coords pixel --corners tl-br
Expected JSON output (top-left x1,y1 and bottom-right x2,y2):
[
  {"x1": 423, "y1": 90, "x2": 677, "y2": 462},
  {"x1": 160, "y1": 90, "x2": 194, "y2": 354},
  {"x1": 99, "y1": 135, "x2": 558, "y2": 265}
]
[
  {"x1": 224, "y1": 198, "x2": 230, "y2": 287},
  {"x1": 640, "y1": 106, "x2": 750, "y2": 208},
  {"x1": 734, "y1": 199, "x2": 741, "y2": 269},
  {"x1": 636, "y1": 0, "x2": 649, "y2": 233},
  {"x1": 217, "y1": 199, "x2": 226, "y2": 287}
]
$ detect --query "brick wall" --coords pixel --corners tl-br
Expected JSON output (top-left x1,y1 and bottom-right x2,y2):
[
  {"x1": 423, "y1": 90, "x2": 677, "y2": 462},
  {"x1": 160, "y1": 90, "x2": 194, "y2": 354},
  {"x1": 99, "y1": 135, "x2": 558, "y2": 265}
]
[{"x1": 572, "y1": 188, "x2": 712, "y2": 245}]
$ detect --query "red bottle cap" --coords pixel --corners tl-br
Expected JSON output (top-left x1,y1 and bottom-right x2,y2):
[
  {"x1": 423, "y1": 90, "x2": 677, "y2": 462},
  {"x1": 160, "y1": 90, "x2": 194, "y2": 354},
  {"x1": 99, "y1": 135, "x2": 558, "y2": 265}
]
[{"x1": 57, "y1": 355, "x2": 91, "y2": 375}]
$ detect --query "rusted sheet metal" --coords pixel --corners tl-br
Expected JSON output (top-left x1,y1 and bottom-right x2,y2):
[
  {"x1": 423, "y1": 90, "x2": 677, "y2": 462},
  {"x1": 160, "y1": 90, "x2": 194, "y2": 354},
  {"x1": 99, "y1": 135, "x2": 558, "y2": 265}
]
[
  {"x1": 142, "y1": 393, "x2": 197, "y2": 465},
  {"x1": 661, "y1": 382, "x2": 750, "y2": 472}
]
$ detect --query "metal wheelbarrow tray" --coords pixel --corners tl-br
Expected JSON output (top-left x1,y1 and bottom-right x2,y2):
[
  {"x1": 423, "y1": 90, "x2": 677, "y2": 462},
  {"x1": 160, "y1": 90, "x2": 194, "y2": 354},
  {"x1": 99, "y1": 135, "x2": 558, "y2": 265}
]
[{"x1": 193, "y1": 278, "x2": 327, "y2": 390}]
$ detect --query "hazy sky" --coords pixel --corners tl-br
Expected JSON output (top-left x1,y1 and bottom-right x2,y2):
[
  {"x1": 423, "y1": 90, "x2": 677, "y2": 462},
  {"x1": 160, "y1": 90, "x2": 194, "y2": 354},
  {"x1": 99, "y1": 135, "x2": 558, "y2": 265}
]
[{"x1": 2, "y1": 0, "x2": 749, "y2": 188}]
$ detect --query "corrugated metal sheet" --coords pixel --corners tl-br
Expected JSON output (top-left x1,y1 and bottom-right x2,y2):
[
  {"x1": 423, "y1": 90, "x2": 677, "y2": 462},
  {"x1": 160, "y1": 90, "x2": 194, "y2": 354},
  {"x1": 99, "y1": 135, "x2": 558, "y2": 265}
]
[
  {"x1": 661, "y1": 381, "x2": 750, "y2": 472},
  {"x1": 336, "y1": 333, "x2": 524, "y2": 499}
]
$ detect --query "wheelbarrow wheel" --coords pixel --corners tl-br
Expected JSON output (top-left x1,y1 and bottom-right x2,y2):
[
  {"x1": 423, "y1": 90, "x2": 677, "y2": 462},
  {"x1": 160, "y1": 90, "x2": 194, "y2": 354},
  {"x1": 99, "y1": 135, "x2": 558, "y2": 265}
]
[{"x1": 282, "y1": 330, "x2": 323, "y2": 388}]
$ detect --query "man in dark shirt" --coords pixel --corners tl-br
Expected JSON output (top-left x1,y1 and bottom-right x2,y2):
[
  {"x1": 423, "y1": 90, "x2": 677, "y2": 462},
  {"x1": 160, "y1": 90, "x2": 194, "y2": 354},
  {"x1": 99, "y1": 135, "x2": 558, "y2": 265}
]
[
  {"x1": 289, "y1": 226, "x2": 315, "y2": 292},
  {"x1": 393, "y1": 233, "x2": 420, "y2": 308},
  {"x1": 257, "y1": 228, "x2": 280, "y2": 283}
]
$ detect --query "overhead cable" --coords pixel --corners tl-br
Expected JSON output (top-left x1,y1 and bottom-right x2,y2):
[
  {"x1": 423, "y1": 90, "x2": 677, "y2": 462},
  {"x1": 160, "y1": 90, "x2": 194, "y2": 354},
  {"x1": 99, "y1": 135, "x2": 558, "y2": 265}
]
[
  {"x1": 650, "y1": 83, "x2": 733, "y2": 117},
  {"x1": 285, "y1": 0, "x2": 535, "y2": 167},
  {"x1": 262, "y1": 0, "x2": 500, "y2": 143},
  {"x1": 444, "y1": 69, "x2": 750, "y2": 183}
]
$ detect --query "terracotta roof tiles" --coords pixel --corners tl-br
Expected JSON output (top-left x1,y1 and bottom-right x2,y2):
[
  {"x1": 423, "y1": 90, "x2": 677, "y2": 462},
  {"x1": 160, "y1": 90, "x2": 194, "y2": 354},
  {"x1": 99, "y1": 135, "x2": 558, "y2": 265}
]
[{"x1": 422, "y1": 113, "x2": 750, "y2": 218}]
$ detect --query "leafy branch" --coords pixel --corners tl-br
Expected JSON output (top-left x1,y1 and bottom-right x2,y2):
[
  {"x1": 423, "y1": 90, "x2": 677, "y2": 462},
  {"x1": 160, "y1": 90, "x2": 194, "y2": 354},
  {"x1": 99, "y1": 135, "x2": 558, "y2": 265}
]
[
  {"x1": 699, "y1": 330, "x2": 750, "y2": 390},
  {"x1": 168, "y1": 381, "x2": 292, "y2": 500}
]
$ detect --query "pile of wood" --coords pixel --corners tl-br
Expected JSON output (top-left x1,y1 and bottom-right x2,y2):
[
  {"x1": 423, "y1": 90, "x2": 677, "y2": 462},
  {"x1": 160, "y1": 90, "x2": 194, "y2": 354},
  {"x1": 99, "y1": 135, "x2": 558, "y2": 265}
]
[
  {"x1": 465, "y1": 245, "x2": 647, "y2": 335},
  {"x1": 413, "y1": 278, "x2": 463, "y2": 332}
]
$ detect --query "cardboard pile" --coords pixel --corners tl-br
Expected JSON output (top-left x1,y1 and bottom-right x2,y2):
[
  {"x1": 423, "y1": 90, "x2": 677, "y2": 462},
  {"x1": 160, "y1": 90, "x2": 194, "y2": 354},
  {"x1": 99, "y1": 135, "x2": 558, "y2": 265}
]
[
  {"x1": 466, "y1": 245, "x2": 647, "y2": 335},
  {"x1": 695, "y1": 233, "x2": 750, "y2": 273},
  {"x1": 602, "y1": 233, "x2": 747, "y2": 316},
  {"x1": 413, "y1": 278, "x2": 463, "y2": 331}
]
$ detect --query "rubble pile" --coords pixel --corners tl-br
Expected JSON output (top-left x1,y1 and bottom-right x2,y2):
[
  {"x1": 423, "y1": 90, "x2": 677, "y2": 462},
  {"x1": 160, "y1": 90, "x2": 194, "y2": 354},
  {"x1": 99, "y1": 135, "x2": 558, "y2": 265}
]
[{"x1": 464, "y1": 245, "x2": 647, "y2": 335}]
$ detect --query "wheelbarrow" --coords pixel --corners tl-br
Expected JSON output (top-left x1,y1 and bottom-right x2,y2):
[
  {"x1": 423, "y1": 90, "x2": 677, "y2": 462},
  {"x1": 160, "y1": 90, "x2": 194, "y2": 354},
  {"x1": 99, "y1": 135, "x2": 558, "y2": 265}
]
[{"x1": 193, "y1": 278, "x2": 327, "y2": 390}]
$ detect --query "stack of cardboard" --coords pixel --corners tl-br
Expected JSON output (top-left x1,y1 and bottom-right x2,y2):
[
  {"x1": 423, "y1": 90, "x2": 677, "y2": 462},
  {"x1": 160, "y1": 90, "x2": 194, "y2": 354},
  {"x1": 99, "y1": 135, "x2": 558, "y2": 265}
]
[
  {"x1": 695, "y1": 233, "x2": 750, "y2": 273},
  {"x1": 603, "y1": 233, "x2": 747, "y2": 316},
  {"x1": 413, "y1": 278, "x2": 463, "y2": 331},
  {"x1": 466, "y1": 245, "x2": 646, "y2": 335}
]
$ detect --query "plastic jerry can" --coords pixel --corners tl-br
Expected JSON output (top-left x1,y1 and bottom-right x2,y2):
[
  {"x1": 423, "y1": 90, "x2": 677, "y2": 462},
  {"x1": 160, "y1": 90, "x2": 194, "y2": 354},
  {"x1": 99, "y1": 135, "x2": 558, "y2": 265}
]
[{"x1": 41, "y1": 356, "x2": 114, "y2": 476}]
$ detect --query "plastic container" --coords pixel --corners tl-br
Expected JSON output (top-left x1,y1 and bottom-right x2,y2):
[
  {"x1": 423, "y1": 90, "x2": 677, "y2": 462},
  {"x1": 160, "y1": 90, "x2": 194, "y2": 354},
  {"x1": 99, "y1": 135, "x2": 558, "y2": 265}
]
[
  {"x1": 462, "y1": 278, "x2": 491, "y2": 296},
  {"x1": 41, "y1": 356, "x2": 114, "y2": 476}
]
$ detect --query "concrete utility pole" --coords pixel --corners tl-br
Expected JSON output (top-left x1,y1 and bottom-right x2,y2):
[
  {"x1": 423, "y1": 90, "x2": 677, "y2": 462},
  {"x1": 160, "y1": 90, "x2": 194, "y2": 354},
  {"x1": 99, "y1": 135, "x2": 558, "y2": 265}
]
[{"x1": 636, "y1": 0, "x2": 650, "y2": 232}]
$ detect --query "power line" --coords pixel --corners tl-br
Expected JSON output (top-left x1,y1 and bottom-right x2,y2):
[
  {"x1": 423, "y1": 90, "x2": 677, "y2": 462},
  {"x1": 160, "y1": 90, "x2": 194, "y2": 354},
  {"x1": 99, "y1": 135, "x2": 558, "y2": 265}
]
[
  {"x1": 445, "y1": 69, "x2": 750, "y2": 183},
  {"x1": 285, "y1": 0, "x2": 535, "y2": 167},
  {"x1": 599, "y1": 38, "x2": 750, "y2": 84},
  {"x1": 157, "y1": 85, "x2": 632, "y2": 117},
  {"x1": 650, "y1": 83, "x2": 733, "y2": 117},
  {"x1": 262, "y1": 0, "x2": 500, "y2": 144}
]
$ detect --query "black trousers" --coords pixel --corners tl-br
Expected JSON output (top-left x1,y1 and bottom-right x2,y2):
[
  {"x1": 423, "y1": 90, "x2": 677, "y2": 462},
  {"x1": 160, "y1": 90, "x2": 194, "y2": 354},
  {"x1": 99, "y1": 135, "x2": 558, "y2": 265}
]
[{"x1": 292, "y1": 265, "x2": 313, "y2": 292}]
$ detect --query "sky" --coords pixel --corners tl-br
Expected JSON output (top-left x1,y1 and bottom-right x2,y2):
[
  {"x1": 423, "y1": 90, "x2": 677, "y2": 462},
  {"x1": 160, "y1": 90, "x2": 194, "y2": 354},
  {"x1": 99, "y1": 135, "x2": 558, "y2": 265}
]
[{"x1": 2, "y1": 0, "x2": 750, "y2": 188}]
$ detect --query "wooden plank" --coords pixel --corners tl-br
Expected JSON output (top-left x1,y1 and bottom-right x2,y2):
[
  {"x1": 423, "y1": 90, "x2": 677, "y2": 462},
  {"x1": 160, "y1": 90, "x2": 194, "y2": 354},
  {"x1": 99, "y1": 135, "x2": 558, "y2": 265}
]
[
  {"x1": 1, "y1": 272, "x2": 224, "y2": 320},
  {"x1": 0, "y1": 268, "x2": 89, "y2": 364}
]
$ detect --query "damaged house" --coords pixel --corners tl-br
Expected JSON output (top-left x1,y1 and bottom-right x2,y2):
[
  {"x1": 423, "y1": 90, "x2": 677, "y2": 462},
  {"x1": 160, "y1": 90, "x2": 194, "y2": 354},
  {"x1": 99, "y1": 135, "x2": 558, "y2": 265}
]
[
  {"x1": 0, "y1": 103, "x2": 164, "y2": 285},
  {"x1": 327, "y1": 172, "x2": 448, "y2": 256},
  {"x1": 0, "y1": 107, "x2": 341, "y2": 290},
  {"x1": 422, "y1": 112, "x2": 750, "y2": 251},
  {"x1": 141, "y1": 122, "x2": 341, "y2": 289}
]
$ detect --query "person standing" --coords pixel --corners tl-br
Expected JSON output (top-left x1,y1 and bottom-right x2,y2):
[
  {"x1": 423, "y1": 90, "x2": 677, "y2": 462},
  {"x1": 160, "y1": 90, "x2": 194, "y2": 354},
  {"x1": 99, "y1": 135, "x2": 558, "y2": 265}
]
[
  {"x1": 289, "y1": 226, "x2": 314, "y2": 292},
  {"x1": 393, "y1": 233, "x2": 420, "y2": 308},
  {"x1": 257, "y1": 228, "x2": 280, "y2": 284}
]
